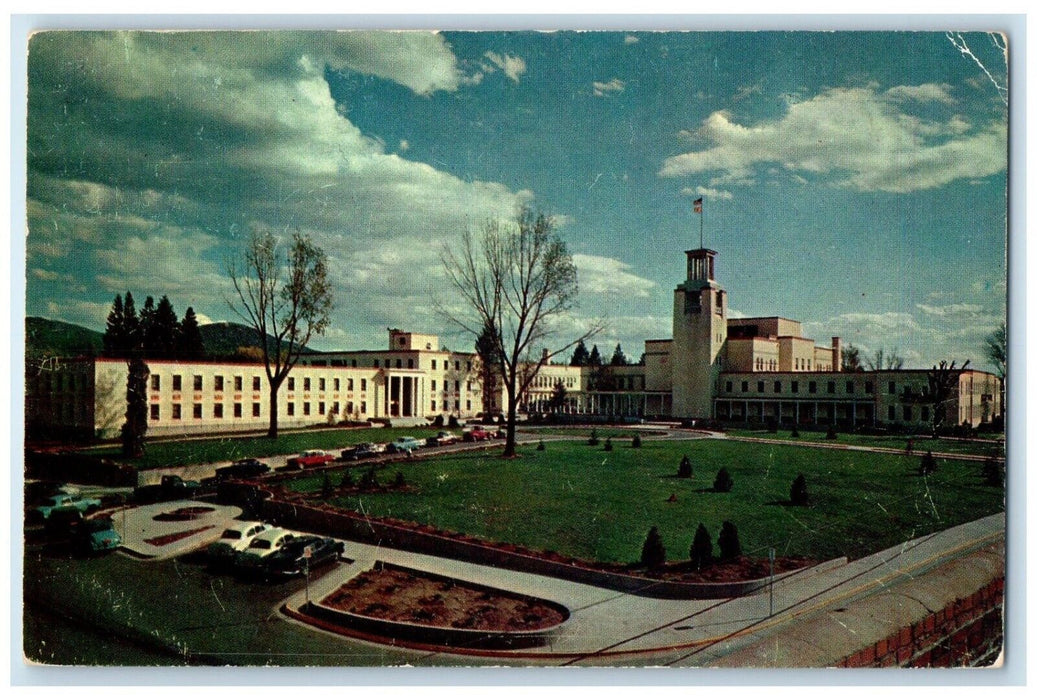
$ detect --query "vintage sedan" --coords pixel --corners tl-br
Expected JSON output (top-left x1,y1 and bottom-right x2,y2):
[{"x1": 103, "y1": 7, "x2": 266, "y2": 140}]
[
  {"x1": 206, "y1": 521, "x2": 270, "y2": 567},
  {"x1": 74, "y1": 517, "x2": 122, "y2": 554},
  {"x1": 32, "y1": 494, "x2": 102, "y2": 521},
  {"x1": 263, "y1": 535, "x2": 345, "y2": 578},
  {"x1": 233, "y1": 528, "x2": 295, "y2": 574},
  {"x1": 386, "y1": 437, "x2": 424, "y2": 453}
]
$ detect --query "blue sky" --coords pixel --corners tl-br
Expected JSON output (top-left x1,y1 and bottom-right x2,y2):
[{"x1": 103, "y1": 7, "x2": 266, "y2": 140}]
[{"x1": 24, "y1": 30, "x2": 1007, "y2": 371}]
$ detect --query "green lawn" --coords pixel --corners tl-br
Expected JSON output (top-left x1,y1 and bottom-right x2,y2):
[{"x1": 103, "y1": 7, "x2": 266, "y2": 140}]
[
  {"x1": 81, "y1": 426, "x2": 445, "y2": 469},
  {"x1": 282, "y1": 439, "x2": 1005, "y2": 565},
  {"x1": 725, "y1": 429, "x2": 1005, "y2": 458}
]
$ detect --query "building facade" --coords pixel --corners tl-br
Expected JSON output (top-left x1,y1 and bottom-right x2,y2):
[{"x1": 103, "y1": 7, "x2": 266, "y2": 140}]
[{"x1": 26, "y1": 249, "x2": 1001, "y2": 440}]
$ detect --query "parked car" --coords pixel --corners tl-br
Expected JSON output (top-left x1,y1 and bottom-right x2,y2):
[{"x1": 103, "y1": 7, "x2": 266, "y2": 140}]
[
  {"x1": 426, "y1": 431, "x2": 459, "y2": 447},
  {"x1": 387, "y1": 436, "x2": 424, "y2": 453},
  {"x1": 285, "y1": 450, "x2": 336, "y2": 469},
  {"x1": 32, "y1": 493, "x2": 102, "y2": 521},
  {"x1": 207, "y1": 459, "x2": 271, "y2": 484},
  {"x1": 462, "y1": 427, "x2": 492, "y2": 442},
  {"x1": 74, "y1": 516, "x2": 122, "y2": 554},
  {"x1": 340, "y1": 443, "x2": 381, "y2": 461},
  {"x1": 234, "y1": 528, "x2": 295, "y2": 574},
  {"x1": 25, "y1": 480, "x2": 79, "y2": 507},
  {"x1": 133, "y1": 475, "x2": 202, "y2": 504},
  {"x1": 207, "y1": 521, "x2": 270, "y2": 567},
  {"x1": 262, "y1": 535, "x2": 345, "y2": 578}
]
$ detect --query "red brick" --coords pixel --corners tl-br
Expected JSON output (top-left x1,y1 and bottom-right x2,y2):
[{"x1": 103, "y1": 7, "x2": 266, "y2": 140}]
[
  {"x1": 897, "y1": 646, "x2": 912, "y2": 664},
  {"x1": 913, "y1": 650, "x2": 932, "y2": 667},
  {"x1": 934, "y1": 610, "x2": 945, "y2": 625},
  {"x1": 876, "y1": 638, "x2": 889, "y2": 657},
  {"x1": 899, "y1": 627, "x2": 912, "y2": 646},
  {"x1": 860, "y1": 644, "x2": 876, "y2": 665}
]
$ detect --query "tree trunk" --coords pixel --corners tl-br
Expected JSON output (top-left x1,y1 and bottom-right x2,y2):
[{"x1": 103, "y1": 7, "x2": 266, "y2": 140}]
[
  {"x1": 503, "y1": 373, "x2": 519, "y2": 457},
  {"x1": 267, "y1": 377, "x2": 281, "y2": 439}
]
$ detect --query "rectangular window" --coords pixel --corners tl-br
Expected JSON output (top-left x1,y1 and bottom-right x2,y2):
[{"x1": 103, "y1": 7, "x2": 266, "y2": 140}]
[
  {"x1": 904, "y1": 406, "x2": 913, "y2": 422},
  {"x1": 467, "y1": 361, "x2": 472, "y2": 371},
  {"x1": 334, "y1": 378, "x2": 340, "y2": 391},
  {"x1": 396, "y1": 359, "x2": 402, "y2": 369},
  {"x1": 757, "y1": 381, "x2": 764, "y2": 393},
  {"x1": 288, "y1": 377, "x2": 295, "y2": 391},
  {"x1": 172, "y1": 404, "x2": 182, "y2": 420},
  {"x1": 467, "y1": 381, "x2": 472, "y2": 392},
  {"x1": 846, "y1": 381, "x2": 854, "y2": 394},
  {"x1": 193, "y1": 403, "x2": 202, "y2": 419},
  {"x1": 431, "y1": 400, "x2": 437, "y2": 411},
  {"x1": 151, "y1": 374, "x2": 161, "y2": 391},
  {"x1": 347, "y1": 378, "x2": 354, "y2": 391},
  {"x1": 287, "y1": 403, "x2": 295, "y2": 416},
  {"x1": 431, "y1": 380, "x2": 437, "y2": 391},
  {"x1": 373, "y1": 359, "x2": 379, "y2": 368},
  {"x1": 725, "y1": 381, "x2": 733, "y2": 392},
  {"x1": 193, "y1": 375, "x2": 203, "y2": 391},
  {"x1": 467, "y1": 400, "x2": 472, "y2": 411},
  {"x1": 455, "y1": 380, "x2": 461, "y2": 392},
  {"x1": 214, "y1": 403, "x2": 224, "y2": 419},
  {"x1": 809, "y1": 381, "x2": 817, "y2": 394},
  {"x1": 214, "y1": 376, "x2": 224, "y2": 392},
  {"x1": 455, "y1": 400, "x2": 461, "y2": 411},
  {"x1": 865, "y1": 381, "x2": 874, "y2": 393},
  {"x1": 172, "y1": 375, "x2": 182, "y2": 391},
  {"x1": 303, "y1": 402, "x2": 310, "y2": 416},
  {"x1": 360, "y1": 401, "x2": 367, "y2": 414},
  {"x1": 234, "y1": 403, "x2": 242, "y2": 418},
  {"x1": 774, "y1": 381, "x2": 781, "y2": 393},
  {"x1": 455, "y1": 361, "x2": 460, "y2": 371},
  {"x1": 319, "y1": 378, "x2": 326, "y2": 391},
  {"x1": 828, "y1": 381, "x2": 835, "y2": 394},
  {"x1": 235, "y1": 375, "x2": 243, "y2": 391},
  {"x1": 889, "y1": 382, "x2": 896, "y2": 394},
  {"x1": 791, "y1": 381, "x2": 799, "y2": 394},
  {"x1": 150, "y1": 404, "x2": 160, "y2": 421},
  {"x1": 252, "y1": 403, "x2": 261, "y2": 417},
  {"x1": 361, "y1": 379, "x2": 367, "y2": 391},
  {"x1": 431, "y1": 359, "x2": 437, "y2": 370},
  {"x1": 253, "y1": 376, "x2": 261, "y2": 391},
  {"x1": 921, "y1": 406, "x2": 930, "y2": 421},
  {"x1": 304, "y1": 377, "x2": 311, "y2": 391},
  {"x1": 888, "y1": 406, "x2": 896, "y2": 421},
  {"x1": 741, "y1": 381, "x2": 748, "y2": 392},
  {"x1": 408, "y1": 359, "x2": 414, "y2": 369}
]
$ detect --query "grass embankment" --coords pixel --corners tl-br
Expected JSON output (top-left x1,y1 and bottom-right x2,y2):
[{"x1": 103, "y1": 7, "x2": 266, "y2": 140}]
[
  {"x1": 725, "y1": 429, "x2": 1005, "y2": 457},
  {"x1": 81, "y1": 426, "x2": 445, "y2": 469},
  {"x1": 283, "y1": 439, "x2": 1004, "y2": 565}
]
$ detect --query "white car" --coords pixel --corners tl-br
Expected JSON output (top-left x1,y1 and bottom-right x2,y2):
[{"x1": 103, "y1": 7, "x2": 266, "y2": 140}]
[
  {"x1": 234, "y1": 528, "x2": 295, "y2": 573},
  {"x1": 207, "y1": 521, "x2": 270, "y2": 567}
]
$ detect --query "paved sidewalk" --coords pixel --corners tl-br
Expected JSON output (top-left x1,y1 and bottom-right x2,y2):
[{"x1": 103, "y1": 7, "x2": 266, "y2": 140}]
[
  {"x1": 278, "y1": 512, "x2": 1004, "y2": 662},
  {"x1": 115, "y1": 500, "x2": 242, "y2": 560}
]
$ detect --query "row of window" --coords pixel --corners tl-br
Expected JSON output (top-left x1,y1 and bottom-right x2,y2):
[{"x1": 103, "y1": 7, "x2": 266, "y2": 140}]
[
  {"x1": 726, "y1": 379, "x2": 877, "y2": 395},
  {"x1": 151, "y1": 374, "x2": 372, "y2": 394},
  {"x1": 150, "y1": 400, "x2": 369, "y2": 421}
]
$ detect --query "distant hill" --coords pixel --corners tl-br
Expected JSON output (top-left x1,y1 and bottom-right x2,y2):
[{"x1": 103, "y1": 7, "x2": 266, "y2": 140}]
[
  {"x1": 25, "y1": 317, "x2": 313, "y2": 362},
  {"x1": 26, "y1": 317, "x2": 104, "y2": 358}
]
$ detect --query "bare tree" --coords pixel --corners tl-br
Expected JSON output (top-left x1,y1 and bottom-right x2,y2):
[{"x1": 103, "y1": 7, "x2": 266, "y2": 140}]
[
  {"x1": 917, "y1": 359, "x2": 971, "y2": 436},
  {"x1": 865, "y1": 347, "x2": 905, "y2": 371},
  {"x1": 441, "y1": 207, "x2": 602, "y2": 457},
  {"x1": 227, "y1": 228, "x2": 333, "y2": 438}
]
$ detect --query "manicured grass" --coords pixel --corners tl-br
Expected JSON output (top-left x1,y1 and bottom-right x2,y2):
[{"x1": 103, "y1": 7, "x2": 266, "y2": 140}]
[
  {"x1": 81, "y1": 426, "x2": 445, "y2": 469},
  {"x1": 282, "y1": 439, "x2": 1004, "y2": 565},
  {"x1": 726, "y1": 429, "x2": 1005, "y2": 458}
]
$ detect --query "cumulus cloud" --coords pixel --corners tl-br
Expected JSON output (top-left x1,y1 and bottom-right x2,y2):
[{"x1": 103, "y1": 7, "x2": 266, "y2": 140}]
[
  {"x1": 26, "y1": 31, "x2": 531, "y2": 347},
  {"x1": 572, "y1": 254, "x2": 657, "y2": 299},
  {"x1": 483, "y1": 51, "x2": 527, "y2": 83},
  {"x1": 681, "y1": 186, "x2": 733, "y2": 200},
  {"x1": 885, "y1": 83, "x2": 956, "y2": 105},
  {"x1": 624, "y1": 35, "x2": 640, "y2": 45},
  {"x1": 659, "y1": 84, "x2": 1007, "y2": 193},
  {"x1": 592, "y1": 78, "x2": 626, "y2": 97}
]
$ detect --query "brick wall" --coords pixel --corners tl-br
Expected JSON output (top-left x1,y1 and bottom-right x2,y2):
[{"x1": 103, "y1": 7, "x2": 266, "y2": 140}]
[{"x1": 839, "y1": 576, "x2": 1004, "y2": 668}]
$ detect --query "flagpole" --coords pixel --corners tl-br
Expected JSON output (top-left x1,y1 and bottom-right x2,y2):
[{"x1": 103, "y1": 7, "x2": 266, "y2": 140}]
[{"x1": 700, "y1": 206, "x2": 704, "y2": 249}]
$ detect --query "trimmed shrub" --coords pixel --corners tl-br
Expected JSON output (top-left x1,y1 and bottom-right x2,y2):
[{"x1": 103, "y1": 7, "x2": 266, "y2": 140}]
[
  {"x1": 826, "y1": 426, "x2": 838, "y2": 439},
  {"x1": 321, "y1": 472, "x2": 333, "y2": 499},
  {"x1": 918, "y1": 450, "x2": 938, "y2": 476},
  {"x1": 713, "y1": 467, "x2": 734, "y2": 492},
  {"x1": 690, "y1": 523, "x2": 713, "y2": 570},
  {"x1": 982, "y1": 457, "x2": 1005, "y2": 487},
  {"x1": 790, "y1": 473, "x2": 810, "y2": 506},
  {"x1": 718, "y1": 521, "x2": 742, "y2": 560},
  {"x1": 448, "y1": 415, "x2": 460, "y2": 429},
  {"x1": 536, "y1": 439, "x2": 546, "y2": 451},
  {"x1": 339, "y1": 470, "x2": 355, "y2": 488},
  {"x1": 604, "y1": 437, "x2": 613, "y2": 452},
  {"x1": 393, "y1": 471, "x2": 406, "y2": 488},
  {"x1": 432, "y1": 414, "x2": 445, "y2": 428},
  {"x1": 790, "y1": 427, "x2": 800, "y2": 438},
  {"x1": 632, "y1": 434, "x2": 642, "y2": 448},
  {"x1": 640, "y1": 526, "x2": 666, "y2": 569},
  {"x1": 359, "y1": 467, "x2": 379, "y2": 490},
  {"x1": 588, "y1": 429, "x2": 600, "y2": 446},
  {"x1": 678, "y1": 455, "x2": 693, "y2": 479}
]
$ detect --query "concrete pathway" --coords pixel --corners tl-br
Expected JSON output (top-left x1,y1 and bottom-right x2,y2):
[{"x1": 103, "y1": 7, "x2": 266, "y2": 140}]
[{"x1": 114, "y1": 500, "x2": 242, "y2": 560}]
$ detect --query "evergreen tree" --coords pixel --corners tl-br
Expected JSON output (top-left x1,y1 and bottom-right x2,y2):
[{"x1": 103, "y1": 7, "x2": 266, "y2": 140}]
[
  {"x1": 640, "y1": 526, "x2": 666, "y2": 569},
  {"x1": 122, "y1": 291, "x2": 140, "y2": 355},
  {"x1": 570, "y1": 340, "x2": 590, "y2": 366},
  {"x1": 152, "y1": 295, "x2": 180, "y2": 359},
  {"x1": 982, "y1": 457, "x2": 1005, "y2": 487},
  {"x1": 103, "y1": 294, "x2": 125, "y2": 356},
  {"x1": 713, "y1": 467, "x2": 734, "y2": 492},
  {"x1": 610, "y1": 343, "x2": 628, "y2": 366},
  {"x1": 718, "y1": 521, "x2": 742, "y2": 560},
  {"x1": 321, "y1": 471, "x2": 333, "y2": 499},
  {"x1": 678, "y1": 455, "x2": 693, "y2": 478},
  {"x1": 475, "y1": 320, "x2": 502, "y2": 414},
  {"x1": 587, "y1": 344, "x2": 603, "y2": 366},
  {"x1": 790, "y1": 473, "x2": 810, "y2": 506},
  {"x1": 121, "y1": 356, "x2": 150, "y2": 457},
  {"x1": 918, "y1": 450, "x2": 938, "y2": 476},
  {"x1": 690, "y1": 523, "x2": 713, "y2": 569},
  {"x1": 179, "y1": 307, "x2": 206, "y2": 360},
  {"x1": 139, "y1": 296, "x2": 157, "y2": 356},
  {"x1": 339, "y1": 470, "x2": 355, "y2": 488}
]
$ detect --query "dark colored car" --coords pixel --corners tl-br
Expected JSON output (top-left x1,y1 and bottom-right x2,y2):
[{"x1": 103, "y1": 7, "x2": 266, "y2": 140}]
[
  {"x1": 341, "y1": 443, "x2": 380, "y2": 461},
  {"x1": 74, "y1": 517, "x2": 122, "y2": 554},
  {"x1": 262, "y1": 535, "x2": 345, "y2": 578},
  {"x1": 215, "y1": 459, "x2": 271, "y2": 481}
]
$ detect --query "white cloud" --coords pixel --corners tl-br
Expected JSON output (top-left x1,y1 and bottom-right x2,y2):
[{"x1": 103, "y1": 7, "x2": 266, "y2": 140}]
[
  {"x1": 398, "y1": 139, "x2": 410, "y2": 152},
  {"x1": 885, "y1": 83, "x2": 956, "y2": 105},
  {"x1": 483, "y1": 51, "x2": 527, "y2": 84},
  {"x1": 659, "y1": 84, "x2": 1007, "y2": 193},
  {"x1": 592, "y1": 78, "x2": 625, "y2": 97},
  {"x1": 572, "y1": 254, "x2": 657, "y2": 299},
  {"x1": 624, "y1": 35, "x2": 640, "y2": 45},
  {"x1": 680, "y1": 186, "x2": 733, "y2": 201},
  {"x1": 915, "y1": 303, "x2": 984, "y2": 317}
]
